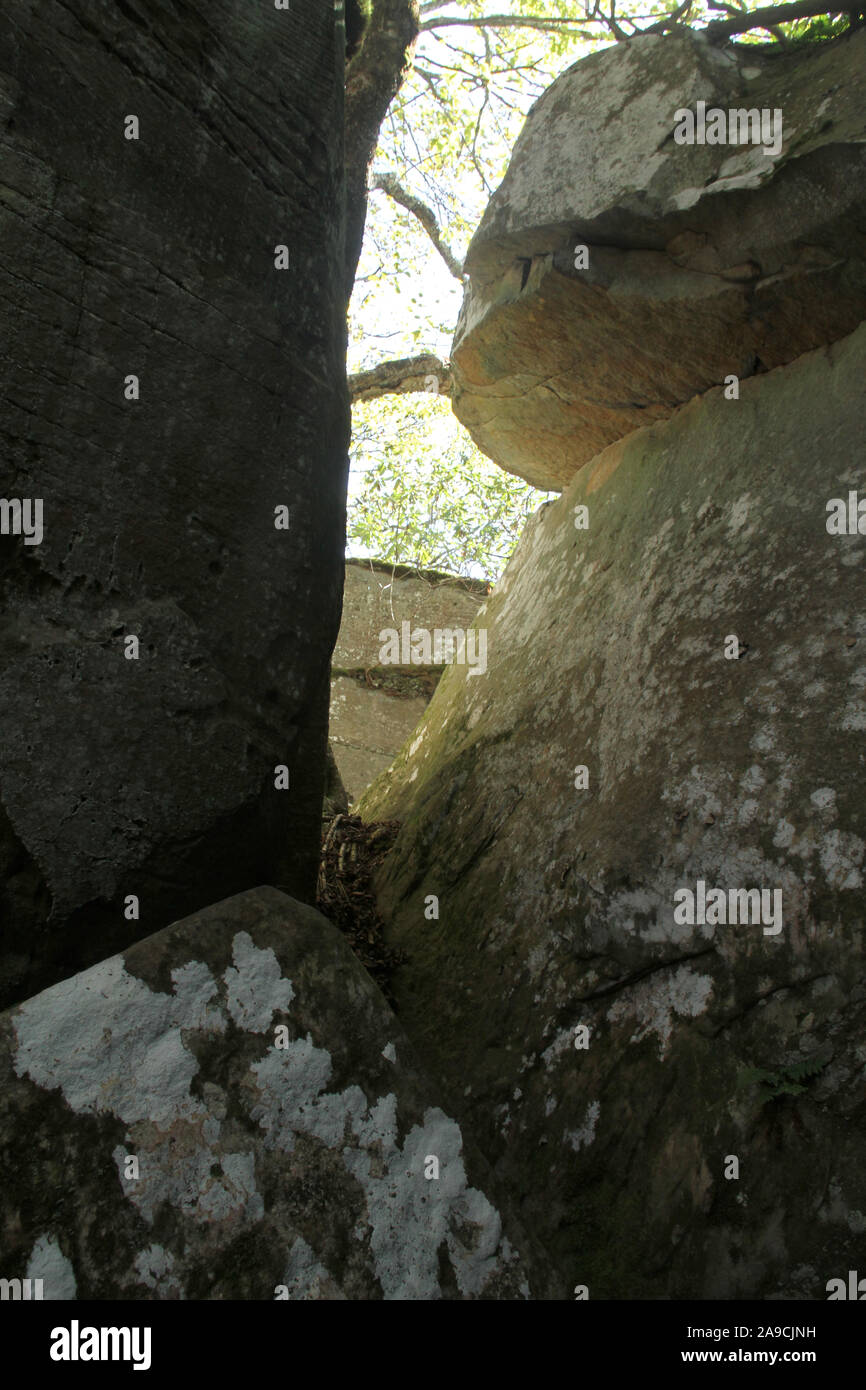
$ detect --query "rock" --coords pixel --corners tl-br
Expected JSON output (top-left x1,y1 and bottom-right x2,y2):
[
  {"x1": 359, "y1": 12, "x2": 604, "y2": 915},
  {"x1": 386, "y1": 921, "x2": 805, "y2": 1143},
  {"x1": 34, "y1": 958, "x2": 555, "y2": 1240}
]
[
  {"x1": 360, "y1": 323, "x2": 866, "y2": 1299},
  {"x1": 0, "y1": 2, "x2": 349, "y2": 1007},
  {"x1": 334, "y1": 560, "x2": 487, "y2": 671},
  {"x1": 0, "y1": 887, "x2": 549, "y2": 1299},
  {"x1": 451, "y1": 29, "x2": 866, "y2": 490},
  {"x1": 330, "y1": 561, "x2": 487, "y2": 802},
  {"x1": 323, "y1": 744, "x2": 350, "y2": 823},
  {"x1": 330, "y1": 677, "x2": 429, "y2": 805}
]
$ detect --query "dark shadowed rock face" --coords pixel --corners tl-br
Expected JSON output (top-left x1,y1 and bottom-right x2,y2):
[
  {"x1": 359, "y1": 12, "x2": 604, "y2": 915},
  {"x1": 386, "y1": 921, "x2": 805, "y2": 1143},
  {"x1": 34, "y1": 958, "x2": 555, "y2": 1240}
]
[
  {"x1": 451, "y1": 29, "x2": 866, "y2": 490},
  {"x1": 0, "y1": 888, "x2": 549, "y2": 1300},
  {"x1": 361, "y1": 324, "x2": 866, "y2": 1299},
  {"x1": 0, "y1": 2, "x2": 349, "y2": 1006}
]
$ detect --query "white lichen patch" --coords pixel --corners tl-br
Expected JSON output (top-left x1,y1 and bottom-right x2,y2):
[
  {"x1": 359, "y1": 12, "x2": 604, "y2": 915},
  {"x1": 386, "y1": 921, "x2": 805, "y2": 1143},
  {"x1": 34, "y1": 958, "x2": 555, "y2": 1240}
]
[
  {"x1": 134, "y1": 1244, "x2": 182, "y2": 1297},
  {"x1": 349, "y1": 1107, "x2": 505, "y2": 1300},
  {"x1": 640, "y1": 516, "x2": 675, "y2": 567},
  {"x1": 26, "y1": 1234, "x2": 77, "y2": 1300},
  {"x1": 224, "y1": 932, "x2": 294, "y2": 1032},
  {"x1": 819, "y1": 829, "x2": 864, "y2": 891},
  {"x1": 280, "y1": 1236, "x2": 337, "y2": 1300},
  {"x1": 606, "y1": 965, "x2": 713, "y2": 1059},
  {"x1": 739, "y1": 765, "x2": 766, "y2": 794},
  {"x1": 751, "y1": 728, "x2": 776, "y2": 753},
  {"x1": 726, "y1": 493, "x2": 754, "y2": 534},
  {"x1": 601, "y1": 886, "x2": 692, "y2": 946},
  {"x1": 818, "y1": 1179, "x2": 866, "y2": 1233},
  {"x1": 840, "y1": 667, "x2": 866, "y2": 732},
  {"x1": 565, "y1": 1100, "x2": 600, "y2": 1152},
  {"x1": 250, "y1": 1035, "x2": 511, "y2": 1299},
  {"x1": 12, "y1": 929, "x2": 519, "y2": 1300},
  {"x1": 541, "y1": 1026, "x2": 575, "y2": 1070},
  {"x1": 12, "y1": 935, "x2": 297, "y2": 1236},
  {"x1": 13, "y1": 954, "x2": 225, "y2": 1128},
  {"x1": 714, "y1": 142, "x2": 784, "y2": 190},
  {"x1": 606, "y1": 888, "x2": 656, "y2": 935}
]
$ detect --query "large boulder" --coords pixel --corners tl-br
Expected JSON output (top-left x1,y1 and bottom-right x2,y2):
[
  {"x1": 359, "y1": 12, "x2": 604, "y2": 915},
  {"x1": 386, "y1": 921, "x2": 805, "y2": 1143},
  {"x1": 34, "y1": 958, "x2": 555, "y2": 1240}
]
[
  {"x1": 451, "y1": 28, "x2": 866, "y2": 489},
  {"x1": 360, "y1": 323, "x2": 866, "y2": 1299},
  {"x1": 0, "y1": 1, "x2": 349, "y2": 1007},
  {"x1": 0, "y1": 887, "x2": 549, "y2": 1299}
]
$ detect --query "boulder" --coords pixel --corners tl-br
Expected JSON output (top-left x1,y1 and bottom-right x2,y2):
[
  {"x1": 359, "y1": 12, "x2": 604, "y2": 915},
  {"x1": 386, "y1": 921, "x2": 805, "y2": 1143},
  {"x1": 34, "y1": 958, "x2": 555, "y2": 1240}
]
[
  {"x1": 0, "y1": 1, "x2": 349, "y2": 1007},
  {"x1": 0, "y1": 887, "x2": 549, "y2": 1299},
  {"x1": 334, "y1": 560, "x2": 486, "y2": 673},
  {"x1": 451, "y1": 29, "x2": 866, "y2": 489},
  {"x1": 360, "y1": 323, "x2": 866, "y2": 1299},
  {"x1": 330, "y1": 561, "x2": 487, "y2": 802},
  {"x1": 330, "y1": 677, "x2": 430, "y2": 805}
]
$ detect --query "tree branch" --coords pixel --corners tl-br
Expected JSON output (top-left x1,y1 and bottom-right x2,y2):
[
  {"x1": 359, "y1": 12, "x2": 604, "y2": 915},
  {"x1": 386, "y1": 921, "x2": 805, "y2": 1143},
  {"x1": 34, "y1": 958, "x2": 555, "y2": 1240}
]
[
  {"x1": 345, "y1": 0, "x2": 420, "y2": 297},
  {"x1": 645, "y1": 0, "x2": 695, "y2": 34},
  {"x1": 371, "y1": 172, "x2": 464, "y2": 279},
  {"x1": 704, "y1": 0, "x2": 790, "y2": 42},
  {"x1": 706, "y1": 0, "x2": 860, "y2": 38},
  {"x1": 349, "y1": 354, "x2": 453, "y2": 401},
  {"x1": 420, "y1": 13, "x2": 596, "y2": 35}
]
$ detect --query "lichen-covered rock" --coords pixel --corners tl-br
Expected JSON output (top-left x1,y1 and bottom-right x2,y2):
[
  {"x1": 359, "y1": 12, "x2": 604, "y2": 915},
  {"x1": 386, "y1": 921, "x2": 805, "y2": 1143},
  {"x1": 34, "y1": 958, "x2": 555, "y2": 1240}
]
[
  {"x1": 451, "y1": 29, "x2": 866, "y2": 489},
  {"x1": 0, "y1": 1, "x2": 348, "y2": 1008},
  {"x1": 0, "y1": 887, "x2": 549, "y2": 1299},
  {"x1": 360, "y1": 323, "x2": 866, "y2": 1299}
]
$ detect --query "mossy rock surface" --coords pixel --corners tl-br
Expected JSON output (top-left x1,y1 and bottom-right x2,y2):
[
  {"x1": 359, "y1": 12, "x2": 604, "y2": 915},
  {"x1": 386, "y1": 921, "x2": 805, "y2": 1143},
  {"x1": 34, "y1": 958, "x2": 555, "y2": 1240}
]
[{"x1": 360, "y1": 324, "x2": 866, "y2": 1299}]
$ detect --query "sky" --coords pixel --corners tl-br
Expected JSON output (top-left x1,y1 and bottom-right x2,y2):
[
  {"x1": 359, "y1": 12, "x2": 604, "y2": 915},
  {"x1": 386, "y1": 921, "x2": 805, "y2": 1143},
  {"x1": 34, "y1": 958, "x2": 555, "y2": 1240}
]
[{"x1": 345, "y1": 2, "x2": 602, "y2": 569}]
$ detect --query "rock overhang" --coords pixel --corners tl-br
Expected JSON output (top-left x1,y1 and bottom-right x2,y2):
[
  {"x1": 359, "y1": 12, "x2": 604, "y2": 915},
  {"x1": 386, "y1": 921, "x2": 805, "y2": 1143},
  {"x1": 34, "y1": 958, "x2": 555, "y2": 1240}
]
[{"x1": 451, "y1": 28, "x2": 866, "y2": 490}]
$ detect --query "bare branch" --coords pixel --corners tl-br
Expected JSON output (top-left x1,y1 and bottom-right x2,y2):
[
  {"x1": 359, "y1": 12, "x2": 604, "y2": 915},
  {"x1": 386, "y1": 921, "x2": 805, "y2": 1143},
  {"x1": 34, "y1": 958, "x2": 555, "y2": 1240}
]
[
  {"x1": 350, "y1": 354, "x2": 453, "y2": 402},
  {"x1": 420, "y1": 13, "x2": 596, "y2": 36},
  {"x1": 413, "y1": 64, "x2": 450, "y2": 105},
  {"x1": 645, "y1": 0, "x2": 695, "y2": 34},
  {"x1": 703, "y1": 0, "x2": 790, "y2": 41},
  {"x1": 605, "y1": 0, "x2": 632, "y2": 40},
  {"x1": 372, "y1": 172, "x2": 465, "y2": 279},
  {"x1": 706, "y1": 0, "x2": 859, "y2": 38}
]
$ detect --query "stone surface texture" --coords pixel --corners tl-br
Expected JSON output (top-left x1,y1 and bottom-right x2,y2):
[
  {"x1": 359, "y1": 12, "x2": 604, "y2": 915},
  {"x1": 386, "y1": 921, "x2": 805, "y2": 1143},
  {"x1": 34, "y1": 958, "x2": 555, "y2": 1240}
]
[
  {"x1": 451, "y1": 29, "x2": 866, "y2": 489},
  {"x1": 360, "y1": 323, "x2": 866, "y2": 1299},
  {"x1": 0, "y1": 887, "x2": 549, "y2": 1300},
  {"x1": 0, "y1": 1, "x2": 349, "y2": 1008},
  {"x1": 330, "y1": 561, "x2": 486, "y2": 802}
]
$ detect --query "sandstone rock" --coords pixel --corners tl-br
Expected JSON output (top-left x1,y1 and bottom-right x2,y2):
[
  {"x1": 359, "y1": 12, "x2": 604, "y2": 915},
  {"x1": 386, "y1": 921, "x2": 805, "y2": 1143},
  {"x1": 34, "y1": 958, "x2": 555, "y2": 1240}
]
[
  {"x1": 330, "y1": 677, "x2": 429, "y2": 804},
  {"x1": 0, "y1": 887, "x2": 548, "y2": 1299},
  {"x1": 360, "y1": 323, "x2": 866, "y2": 1299},
  {"x1": 334, "y1": 560, "x2": 486, "y2": 671},
  {"x1": 330, "y1": 561, "x2": 486, "y2": 803},
  {"x1": 451, "y1": 29, "x2": 866, "y2": 489},
  {"x1": 0, "y1": 2, "x2": 348, "y2": 1007}
]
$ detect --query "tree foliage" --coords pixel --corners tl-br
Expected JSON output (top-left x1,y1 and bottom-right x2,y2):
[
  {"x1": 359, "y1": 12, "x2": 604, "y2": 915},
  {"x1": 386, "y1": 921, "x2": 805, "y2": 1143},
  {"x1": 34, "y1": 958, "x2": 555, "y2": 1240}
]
[{"x1": 350, "y1": 392, "x2": 548, "y2": 576}]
